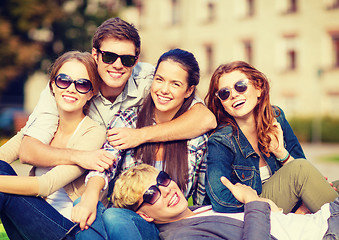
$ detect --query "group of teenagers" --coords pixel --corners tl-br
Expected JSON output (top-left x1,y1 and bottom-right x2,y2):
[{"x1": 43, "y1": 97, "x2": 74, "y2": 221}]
[{"x1": 0, "y1": 17, "x2": 338, "y2": 240}]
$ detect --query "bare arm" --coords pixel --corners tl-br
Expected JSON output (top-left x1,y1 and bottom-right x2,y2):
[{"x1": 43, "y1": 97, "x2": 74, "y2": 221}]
[
  {"x1": 0, "y1": 175, "x2": 39, "y2": 196},
  {"x1": 108, "y1": 103, "x2": 217, "y2": 149},
  {"x1": 71, "y1": 176, "x2": 105, "y2": 230}
]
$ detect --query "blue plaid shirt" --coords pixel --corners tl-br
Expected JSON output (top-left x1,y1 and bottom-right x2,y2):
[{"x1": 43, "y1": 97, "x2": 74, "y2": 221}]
[{"x1": 86, "y1": 106, "x2": 208, "y2": 205}]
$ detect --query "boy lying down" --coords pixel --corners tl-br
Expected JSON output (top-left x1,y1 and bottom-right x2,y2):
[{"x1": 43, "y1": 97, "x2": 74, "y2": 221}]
[{"x1": 111, "y1": 164, "x2": 338, "y2": 240}]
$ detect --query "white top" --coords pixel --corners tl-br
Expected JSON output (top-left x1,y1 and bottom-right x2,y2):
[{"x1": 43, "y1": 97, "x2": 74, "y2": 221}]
[
  {"x1": 35, "y1": 117, "x2": 87, "y2": 220},
  {"x1": 189, "y1": 204, "x2": 331, "y2": 240}
]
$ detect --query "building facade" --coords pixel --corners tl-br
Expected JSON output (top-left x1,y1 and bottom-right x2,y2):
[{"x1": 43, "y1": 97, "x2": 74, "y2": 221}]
[{"x1": 121, "y1": 0, "x2": 339, "y2": 117}]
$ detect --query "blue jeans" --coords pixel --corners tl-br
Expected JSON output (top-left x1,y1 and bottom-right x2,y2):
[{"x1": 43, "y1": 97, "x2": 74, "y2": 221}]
[
  {"x1": 0, "y1": 160, "x2": 77, "y2": 240},
  {"x1": 74, "y1": 199, "x2": 108, "y2": 240},
  {"x1": 102, "y1": 208, "x2": 159, "y2": 240},
  {"x1": 323, "y1": 197, "x2": 339, "y2": 239}
]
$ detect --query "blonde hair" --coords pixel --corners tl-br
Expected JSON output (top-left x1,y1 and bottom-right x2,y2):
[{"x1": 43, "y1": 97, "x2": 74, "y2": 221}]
[{"x1": 112, "y1": 164, "x2": 159, "y2": 211}]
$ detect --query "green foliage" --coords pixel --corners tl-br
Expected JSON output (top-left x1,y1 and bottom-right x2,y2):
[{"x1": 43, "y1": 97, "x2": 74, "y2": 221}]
[
  {"x1": 0, "y1": 0, "x2": 125, "y2": 95},
  {"x1": 289, "y1": 117, "x2": 339, "y2": 143}
]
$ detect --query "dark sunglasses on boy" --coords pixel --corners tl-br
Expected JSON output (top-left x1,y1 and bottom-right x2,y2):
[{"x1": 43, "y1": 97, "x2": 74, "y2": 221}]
[
  {"x1": 54, "y1": 73, "x2": 93, "y2": 94},
  {"x1": 135, "y1": 171, "x2": 172, "y2": 212},
  {"x1": 215, "y1": 79, "x2": 249, "y2": 101},
  {"x1": 97, "y1": 49, "x2": 138, "y2": 67}
]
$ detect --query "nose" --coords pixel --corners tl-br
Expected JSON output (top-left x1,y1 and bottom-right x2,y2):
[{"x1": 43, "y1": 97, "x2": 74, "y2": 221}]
[
  {"x1": 229, "y1": 87, "x2": 239, "y2": 99},
  {"x1": 159, "y1": 185, "x2": 171, "y2": 198},
  {"x1": 160, "y1": 82, "x2": 170, "y2": 94},
  {"x1": 66, "y1": 82, "x2": 77, "y2": 93},
  {"x1": 111, "y1": 56, "x2": 123, "y2": 69}
]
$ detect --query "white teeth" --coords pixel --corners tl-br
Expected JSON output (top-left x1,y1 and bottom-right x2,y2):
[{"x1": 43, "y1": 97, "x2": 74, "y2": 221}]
[
  {"x1": 158, "y1": 95, "x2": 171, "y2": 101},
  {"x1": 109, "y1": 72, "x2": 123, "y2": 77},
  {"x1": 63, "y1": 96, "x2": 77, "y2": 101},
  {"x1": 168, "y1": 193, "x2": 178, "y2": 206},
  {"x1": 233, "y1": 100, "x2": 245, "y2": 108}
]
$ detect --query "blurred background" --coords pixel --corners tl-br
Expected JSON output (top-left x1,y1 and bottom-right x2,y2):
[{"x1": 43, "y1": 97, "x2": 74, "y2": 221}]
[{"x1": 0, "y1": 0, "x2": 339, "y2": 178}]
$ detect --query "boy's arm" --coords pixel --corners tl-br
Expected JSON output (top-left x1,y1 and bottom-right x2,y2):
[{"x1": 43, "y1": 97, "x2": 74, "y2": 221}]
[
  {"x1": 107, "y1": 103, "x2": 217, "y2": 149},
  {"x1": 0, "y1": 129, "x2": 23, "y2": 163},
  {"x1": 71, "y1": 176, "x2": 105, "y2": 230},
  {"x1": 19, "y1": 136, "x2": 114, "y2": 171}
]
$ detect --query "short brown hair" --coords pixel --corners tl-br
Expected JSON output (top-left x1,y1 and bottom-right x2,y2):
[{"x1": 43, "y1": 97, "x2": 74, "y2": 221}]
[
  {"x1": 92, "y1": 17, "x2": 141, "y2": 56},
  {"x1": 112, "y1": 164, "x2": 158, "y2": 211}
]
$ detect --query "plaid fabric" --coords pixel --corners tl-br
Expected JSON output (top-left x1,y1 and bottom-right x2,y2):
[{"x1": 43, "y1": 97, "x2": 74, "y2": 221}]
[{"x1": 86, "y1": 106, "x2": 208, "y2": 205}]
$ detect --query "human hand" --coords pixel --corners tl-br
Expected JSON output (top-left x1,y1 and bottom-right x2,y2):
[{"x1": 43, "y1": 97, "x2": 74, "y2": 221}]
[
  {"x1": 71, "y1": 198, "x2": 98, "y2": 230},
  {"x1": 107, "y1": 128, "x2": 146, "y2": 150},
  {"x1": 268, "y1": 121, "x2": 290, "y2": 161},
  {"x1": 324, "y1": 176, "x2": 337, "y2": 191},
  {"x1": 74, "y1": 149, "x2": 115, "y2": 172},
  {"x1": 220, "y1": 177, "x2": 260, "y2": 204}
]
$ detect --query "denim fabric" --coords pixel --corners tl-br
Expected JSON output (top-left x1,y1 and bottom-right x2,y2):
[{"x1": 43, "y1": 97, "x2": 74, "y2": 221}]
[
  {"x1": 102, "y1": 208, "x2": 159, "y2": 240},
  {"x1": 323, "y1": 197, "x2": 339, "y2": 239},
  {"x1": 0, "y1": 160, "x2": 76, "y2": 240},
  {"x1": 206, "y1": 107, "x2": 306, "y2": 213},
  {"x1": 74, "y1": 200, "x2": 108, "y2": 240}
]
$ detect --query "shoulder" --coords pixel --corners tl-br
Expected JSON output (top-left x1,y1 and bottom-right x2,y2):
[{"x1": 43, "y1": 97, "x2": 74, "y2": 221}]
[
  {"x1": 108, "y1": 106, "x2": 139, "y2": 129},
  {"x1": 132, "y1": 62, "x2": 154, "y2": 82},
  {"x1": 82, "y1": 116, "x2": 106, "y2": 133},
  {"x1": 209, "y1": 124, "x2": 234, "y2": 142},
  {"x1": 188, "y1": 133, "x2": 208, "y2": 149},
  {"x1": 273, "y1": 105, "x2": 287, "y2": 123}
]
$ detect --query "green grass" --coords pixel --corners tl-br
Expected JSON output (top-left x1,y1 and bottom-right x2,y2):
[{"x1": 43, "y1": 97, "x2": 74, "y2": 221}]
[
  {"x1": 319, "y1": 154, "x2": 339, "y2": 163},
  {"x1": 0, "y1": 224, "x2": 9, "y2": 240}
]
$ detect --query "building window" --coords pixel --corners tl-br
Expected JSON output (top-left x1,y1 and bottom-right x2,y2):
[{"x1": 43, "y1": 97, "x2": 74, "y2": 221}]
[
  {"x1": 287, "y1": 0, "x2": 298, "y2": 13},
  {"x1": 276, "y1": 0, "x2": 298, "y2": 14},
  {"x1": 325, "y1": 0, "x2": 339, "y2": 9},
  {"x1": 234, "y1": 0, "x2": 255, "y2": 18},
  {"x1": 247, "y1": 0, "x2": 255, "y2": 17},
  {"x1": 243, "y1": 40, "x2": 253, "y2": 64},
  {"x1": 207, "y1": 1, "x2": 216, "y2": 22},
  {"x1": 171, "y1": 0, "x2": 180, "y2": 25},
  {"x1": 205, "y1": 44, "x2": 214, "y2": 74},
  {"x1": 278, "y1": 35, "x2": 298, "y2": 71},
  {"x1": 332, "y1": 34, "x2": 339, "y2": 68}
]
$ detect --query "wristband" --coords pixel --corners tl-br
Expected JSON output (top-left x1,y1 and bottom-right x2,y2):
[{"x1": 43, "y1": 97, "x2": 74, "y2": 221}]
[{"x1": 276, "y1": 152, "x2": 290, "y2": 163}]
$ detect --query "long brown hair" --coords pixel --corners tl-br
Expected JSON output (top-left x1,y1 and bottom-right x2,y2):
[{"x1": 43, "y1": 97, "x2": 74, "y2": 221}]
[
  {"x1": 48, "y1": 51, "x2": 100, "y2": 115},
  {"x1": 134, "y1": 49, "x2": 200, "y2": 192},
  {"x1": 205, "y1": 61, "x2": 280, "y2": 155}
]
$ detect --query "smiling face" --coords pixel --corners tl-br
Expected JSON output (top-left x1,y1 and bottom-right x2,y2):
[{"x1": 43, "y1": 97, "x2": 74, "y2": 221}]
[
  {"x1": 136, "y1": 172, "x2": 191, "y2": 224},
  {"x1": 150, "y1": 60, "x2": 194, "y2": 123},
  {"x1": 218, "y1": 70, "x2": 261, "y2": 122},
  {"x1": 92, "y1": 37, "x2": 138, "y2": 101},
  {"x1": 51, "y1": 60, "x2": 93, "y2": 116}
]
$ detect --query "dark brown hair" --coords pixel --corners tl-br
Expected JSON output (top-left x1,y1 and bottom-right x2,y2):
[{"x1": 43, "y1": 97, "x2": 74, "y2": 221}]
[
  {"x1": 92, "y1": 17, "x2": 141, "y2": 56},
  {"x1": 205, "y1": 61, "x2": 280, "y2": 155},
  {"x1": 134, "y1": 49, "x2": 200, "y2": 192}
]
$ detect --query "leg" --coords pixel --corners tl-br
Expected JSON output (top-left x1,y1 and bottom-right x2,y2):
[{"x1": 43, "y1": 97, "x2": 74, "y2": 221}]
[
  {"x1": 102, "y1": 208, "x2": 159, "y2": 240},
  {"x1": 75, "y1": 200, "x2": 108, "y2": 240},
  {"x1": 260, "y1": 159, "x2": 338, "y2": 213},
  {"x1": 0, "y1": 160, "x2": 75, "y2": 240},
  {"x1": 323, "y1": 197, "x2": 339, "y2": 239}
]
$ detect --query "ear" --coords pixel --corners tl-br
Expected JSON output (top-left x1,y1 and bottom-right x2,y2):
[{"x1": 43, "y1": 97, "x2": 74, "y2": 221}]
[
  {"x1": 51, "y1": 81, "x2": 56, "y2": 95},
  {"x1": 256, "y1": 87, "x2": 262, "y2": 98},
  {"x1": 92, "y1": 48, "x2": 98, "y2": 63},
  {"x1": 184, "y1": 85, "x2": 195, "y2": 99},
  {"x1": 136, "y1": 211, "x2": 154, "y2": 223}
]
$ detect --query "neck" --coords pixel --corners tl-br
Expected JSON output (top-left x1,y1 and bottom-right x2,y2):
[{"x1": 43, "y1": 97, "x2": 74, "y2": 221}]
[
  {"x1": 154, "y1": 208, "x2": 195, "y2": 224},
  {"x1": 100, "y1": 83, "x2": 125, "y2": 103},
  {"x1": 58, "y1": 110, "x2": 85, "y2": 134}
]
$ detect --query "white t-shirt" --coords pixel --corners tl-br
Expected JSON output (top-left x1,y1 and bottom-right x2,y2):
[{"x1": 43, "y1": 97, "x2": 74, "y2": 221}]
[{"x1": 189, "y1": 204, "x2": 331, "y2": 240}]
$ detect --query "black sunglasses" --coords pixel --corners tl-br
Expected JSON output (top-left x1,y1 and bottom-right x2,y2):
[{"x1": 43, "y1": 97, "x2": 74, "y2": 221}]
[
  {"x1": 215, "y1": 79, "x2": 249, "y2": 101},
  {"x1": 55, "y1": 73, "x2": 93, "y2": 94},
  {"x1": 135, "y1": 171, "x2": 171, "y2": 212},
  {"x1": 97, "y1": 49, "x2": 138, "y2": 67}
]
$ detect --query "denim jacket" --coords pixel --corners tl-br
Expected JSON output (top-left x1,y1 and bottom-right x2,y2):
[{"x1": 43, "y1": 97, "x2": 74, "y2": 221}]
[{"x1": 206, "y1": 107, "x2": 305, "y2": 213}]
